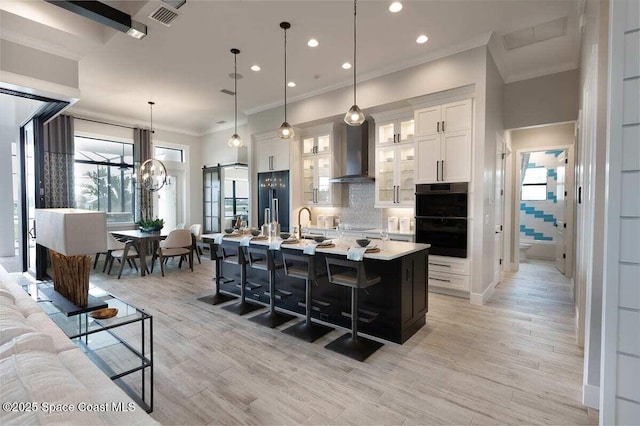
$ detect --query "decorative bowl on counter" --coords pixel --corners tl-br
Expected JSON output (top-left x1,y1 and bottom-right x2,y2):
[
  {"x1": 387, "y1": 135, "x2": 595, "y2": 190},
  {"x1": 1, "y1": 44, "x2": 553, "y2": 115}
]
[
  {"x1": 250, "y1": 229, "x2": 261, "y2": 237},
  {"x1": 313, "y1": 236, "x2": 327, "y2": 243},
  {"x1": 356, "y1": 239, "x2": 370, "y2": 247},
  {"x1": 280, "y1": 232, "x2": 290, "y2": 240},
  {"x1": 224, "y1": 228, "x2": 235, "y2": 234}
]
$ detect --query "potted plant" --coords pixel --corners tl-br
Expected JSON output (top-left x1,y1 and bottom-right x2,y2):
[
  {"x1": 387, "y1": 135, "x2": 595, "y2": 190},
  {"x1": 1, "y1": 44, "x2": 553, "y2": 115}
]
[{"x1": 136, "y1": 218, "x2": 165, "y2": 232}]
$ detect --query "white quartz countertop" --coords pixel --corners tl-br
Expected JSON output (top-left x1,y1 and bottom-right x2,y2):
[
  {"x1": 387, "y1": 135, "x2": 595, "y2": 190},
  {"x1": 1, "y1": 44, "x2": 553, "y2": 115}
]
[
  {"x1": 304, "y1": 226, "x2": 414, "y2": 237},
  {"x1": 203, "y1": 233, "x2": 429, "y2": 261}
]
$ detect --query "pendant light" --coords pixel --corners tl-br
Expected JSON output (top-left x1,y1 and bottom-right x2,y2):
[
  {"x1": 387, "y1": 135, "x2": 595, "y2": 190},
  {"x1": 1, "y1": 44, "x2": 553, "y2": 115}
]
[
  {"x1": 344, "y1": 0, "x2": 365, "y2": 126},
  {"x1": 139, "y1": 101, "x2": 167, "y2": 192},
  {"x1": 228, "y1": 48, "x2": 244, "y2": 148},
  {"x1": 277, "y1": 22, "x2": 295, "y2": 139}
]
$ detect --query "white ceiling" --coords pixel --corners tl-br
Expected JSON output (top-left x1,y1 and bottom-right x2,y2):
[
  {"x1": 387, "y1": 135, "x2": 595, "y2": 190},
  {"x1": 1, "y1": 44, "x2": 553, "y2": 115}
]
[
  {"x1": 0, "y1": 93, "x2": 46, "y2": 141},
  {"x1": 0, "y1": 0, "x2": 583, "y2": 136}
]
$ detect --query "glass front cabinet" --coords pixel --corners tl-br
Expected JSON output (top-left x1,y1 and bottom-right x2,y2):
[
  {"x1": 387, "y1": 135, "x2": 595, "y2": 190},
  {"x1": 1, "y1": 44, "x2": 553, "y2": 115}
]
[
  {"x1": 372, "y1": 109, "x2": 415, "y2": 207},
  {"x1": 300, "y1": 123, "x2": 341, "y2": 207}
]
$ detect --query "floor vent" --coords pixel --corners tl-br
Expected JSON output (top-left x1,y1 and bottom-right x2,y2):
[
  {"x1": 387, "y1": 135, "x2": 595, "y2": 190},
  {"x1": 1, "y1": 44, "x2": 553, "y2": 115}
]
[{"x1": 149, "y1": 5, "x2": 180, "y2": 27}]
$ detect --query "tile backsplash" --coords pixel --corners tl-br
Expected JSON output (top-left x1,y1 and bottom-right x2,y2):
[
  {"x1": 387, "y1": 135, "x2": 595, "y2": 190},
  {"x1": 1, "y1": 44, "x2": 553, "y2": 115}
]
[
  {"x1": 339, "y1": 183, "x2": 382, "y2": 228},
  {"x1": 310, "y1": 183, "x2": 414, "y2": 230}
]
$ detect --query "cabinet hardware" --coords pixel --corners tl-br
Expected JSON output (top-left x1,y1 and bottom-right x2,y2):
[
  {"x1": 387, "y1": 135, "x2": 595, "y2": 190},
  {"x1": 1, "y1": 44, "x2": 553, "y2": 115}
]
[
  {"x1": 429, "y1": 277, "x2": 451, "y2": 283},
  {"x1": 429, "y1": 263, "x2": 451, "y2": 268},
  {"x1": 437, "y1": 121, "x2": 440, "y2": 133},
  {"x1": 396, "y1": 185, "x2": 400, "y2": 203},
  {"x1": 441, "y1": 160, "x2": 445, "y2": 181},
  {"x1": 397, "y1": 133, "x2": 401, "y2": 142},
  {"x1": 442, "y1": 121, "x2": 445, "y2": 132},
  {"x1": 393, "y1": 134, "x2": 397, "y2": 144},
  {"x1": 436, "y1": 161, "x2": 440, "y2": 182}
]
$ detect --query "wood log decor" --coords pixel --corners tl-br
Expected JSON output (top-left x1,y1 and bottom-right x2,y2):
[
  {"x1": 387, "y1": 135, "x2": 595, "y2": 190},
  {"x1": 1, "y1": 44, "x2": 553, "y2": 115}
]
[{"x1": 49, "y1": 249, "x2": 91, "y2": 307}]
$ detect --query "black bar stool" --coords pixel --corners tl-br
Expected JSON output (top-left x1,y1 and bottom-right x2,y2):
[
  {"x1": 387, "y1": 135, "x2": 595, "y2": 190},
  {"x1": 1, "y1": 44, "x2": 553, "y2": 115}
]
[
  {"x1": 197, "y1": 241, "x2": 236, "y2": 305},
  {"x1": 324, "y1": 257, "x2": 383, "y2": 362},
  {"x1": 221, "y1": 245, "x2": 262, "y2": 315},
  {"x1": 281, "y1": 253, "x2": 334, "y2": 342},
  {"x1": 247, "y1": 246, "x2": 295, "y2": 328}
]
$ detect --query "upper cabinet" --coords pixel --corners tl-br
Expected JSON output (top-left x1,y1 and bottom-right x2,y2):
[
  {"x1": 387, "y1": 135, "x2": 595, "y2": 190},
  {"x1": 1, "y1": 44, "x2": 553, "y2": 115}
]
[
  {"x1": 372, "y1": 109, "x2": 415, "y2": 207},
  {"x1": 415, "y1": 99, "x2": 473, "y2": 184},
  {"x1": 256, "y1": 134, "x2": 291, "y2": 173},
  {"x1": 415, "y1": 99, "x2": 472, "y2": 136},
  {"x1": 300, "y1": 123, "x2": 342, "y2": 206},
  {"x1": 377, "y1": 116, "x2": 415, "y2": 146}
]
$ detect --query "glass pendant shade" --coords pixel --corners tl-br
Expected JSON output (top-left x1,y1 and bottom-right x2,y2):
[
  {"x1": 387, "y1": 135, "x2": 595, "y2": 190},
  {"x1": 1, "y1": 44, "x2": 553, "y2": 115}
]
[
  {"x1": 228, "y1": 133, "x2": 243, "y2": 148},
  {"x1": 344, "y1": 104, "x2": 365, "y2": 126},
  {"x1": 277, "y1": 121, "x2": 295, "y2": 139}
]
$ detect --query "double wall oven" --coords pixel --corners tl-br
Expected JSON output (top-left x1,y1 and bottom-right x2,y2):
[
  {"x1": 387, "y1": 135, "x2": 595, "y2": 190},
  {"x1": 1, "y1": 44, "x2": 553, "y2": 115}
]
[{"x1": 415, "y1": 183, "x2": 468, "y2": 258}]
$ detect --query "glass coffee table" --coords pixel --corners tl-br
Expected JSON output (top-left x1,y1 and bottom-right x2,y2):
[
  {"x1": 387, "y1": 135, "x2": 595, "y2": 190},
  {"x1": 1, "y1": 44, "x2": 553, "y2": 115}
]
[{"x1": 26, "y1": 282, "x2": 154, "y2": 413}]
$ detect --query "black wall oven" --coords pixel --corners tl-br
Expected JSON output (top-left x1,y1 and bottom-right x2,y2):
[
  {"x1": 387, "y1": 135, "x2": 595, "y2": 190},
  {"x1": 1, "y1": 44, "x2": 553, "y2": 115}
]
[{"x1": 415, "y1": 182, "x2": 468, "y2": 258}]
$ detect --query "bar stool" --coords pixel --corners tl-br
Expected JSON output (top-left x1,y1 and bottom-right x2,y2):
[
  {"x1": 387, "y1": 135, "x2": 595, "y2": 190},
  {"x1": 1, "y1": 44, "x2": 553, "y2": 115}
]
[
  {"x1": 324, "y1": 257, "x2": 383, "y2": 362},
  {"x1": 247, "y1": 246, "x2": 295, "y2": 328},
  {"x1": 221, "y1": 245, "x2": 262, "y2": 315},
  {"x1": 197, "y1": 242, "x2": 236, "y2": 305},
  {"x1": 281, "y1": 253, "x2": 334, "y2": 342}
]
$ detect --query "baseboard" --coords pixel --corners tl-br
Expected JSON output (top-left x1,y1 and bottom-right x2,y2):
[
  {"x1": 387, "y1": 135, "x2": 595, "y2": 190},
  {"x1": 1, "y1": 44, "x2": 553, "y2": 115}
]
[
  {"x1": 470, "y1": 280, "x2": 497, "y2": 305},
  {"x1": 582, "y1": 384, "x2": 599, "y2": 408}
]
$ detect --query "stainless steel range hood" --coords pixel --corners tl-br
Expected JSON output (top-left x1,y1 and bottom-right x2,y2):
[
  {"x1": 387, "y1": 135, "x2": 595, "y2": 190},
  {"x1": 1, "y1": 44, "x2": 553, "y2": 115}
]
[{"x1": 330, "y1": 121, "x2": 374, "y2": 183}]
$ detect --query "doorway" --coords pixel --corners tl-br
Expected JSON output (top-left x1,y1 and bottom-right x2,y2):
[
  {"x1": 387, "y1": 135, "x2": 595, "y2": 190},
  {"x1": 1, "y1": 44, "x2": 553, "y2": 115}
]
[{"x1": 0, "y1": 90, "x2": 67, "y2": 275}]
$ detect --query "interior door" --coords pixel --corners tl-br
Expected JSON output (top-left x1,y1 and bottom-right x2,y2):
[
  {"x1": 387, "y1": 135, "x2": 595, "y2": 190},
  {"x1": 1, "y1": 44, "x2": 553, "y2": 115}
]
[
  {"x1": 494, "y1": 137, "x2": 506, "y2": 285},
  {"x1": 555, "y1": 151, "x2": 567, "y2": 273},
  {"x1": 21, "y1": 121, "x2": 37, "y2": 275}
]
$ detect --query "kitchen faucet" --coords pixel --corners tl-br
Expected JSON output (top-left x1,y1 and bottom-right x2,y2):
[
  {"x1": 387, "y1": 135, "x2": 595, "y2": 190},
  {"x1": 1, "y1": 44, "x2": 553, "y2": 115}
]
[{"x1": 298, "y1": 207, "x2": 312, "y2": 239}]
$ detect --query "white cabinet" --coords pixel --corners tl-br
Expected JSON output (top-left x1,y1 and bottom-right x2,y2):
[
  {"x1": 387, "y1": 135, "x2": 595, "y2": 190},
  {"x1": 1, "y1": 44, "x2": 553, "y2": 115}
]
[
  {"x1": 376, "y1": 116, "x2": 415, "y2": 146},
  {"x1": 415, "y1": 99, "x2": 472, "y2": 136},
  {"x1": 300, "y1": 124, "x2": 341, "y2": 206},
  {"x1": 416, "y1": 130, "x2": 471, "y2": 183},
  {"x1": 428, "y1": 255, "x2": 471, "y2": 292},
  {"x1": 372, "y1": 109, "x2": 415, "y2": 207},
  {"x1": 256, "y1": 136, "x2": 290, "y2": 173},
  {"x1": 375, "y1": 144, "x2": 415, "y2": 207},
  {"x1": 415, "y1": 98, "x2": 472, "y2": 184}
]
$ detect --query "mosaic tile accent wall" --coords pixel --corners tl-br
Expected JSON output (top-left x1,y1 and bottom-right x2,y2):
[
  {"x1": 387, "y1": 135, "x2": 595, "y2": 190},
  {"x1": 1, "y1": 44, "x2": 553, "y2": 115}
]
[
  {"x1": 520, "y1": 150, "x2": 564, "y2": 241},
  {"x1": 339, "y1": 183, "x2": 383, "y2": 228}
]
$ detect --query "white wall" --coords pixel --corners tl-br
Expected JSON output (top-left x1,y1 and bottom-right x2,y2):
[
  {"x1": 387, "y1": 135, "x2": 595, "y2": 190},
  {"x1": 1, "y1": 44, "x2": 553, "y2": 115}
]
[
  {"x1": 477, "y1": 48, "x2": 504, "y2": 301},
  {"x1": 0, "y1": 39, "x2": 80, "y2": 102},
  {"x1": 577, "y1": 0, "x2": 610, "y2": 408},
  {"x1": 504, "y1": 69, "x2": 579, "y2": 130},
  {"x1": 601, "y1": 0, "x2": 640, "y2": 423}
]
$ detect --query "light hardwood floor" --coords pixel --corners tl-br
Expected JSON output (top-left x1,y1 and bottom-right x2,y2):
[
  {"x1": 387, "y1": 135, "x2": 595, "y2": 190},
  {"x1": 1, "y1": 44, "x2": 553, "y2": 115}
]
[{"x1": 6, "y1": 257, "x2": 599, "y2": 425}]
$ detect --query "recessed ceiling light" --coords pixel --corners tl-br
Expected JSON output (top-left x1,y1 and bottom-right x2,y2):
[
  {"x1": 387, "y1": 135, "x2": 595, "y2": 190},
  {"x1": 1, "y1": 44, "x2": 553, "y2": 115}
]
[
  {"x1": 416, "y1": 35, "x2": 429, "y2": 44},
  {"x1": 307, "y1": 38, "x2": 319, "y2": 47},
  {"x1": 342, "y1": 62, "x2": 352, "y2": 70},
  {"x1": 389, "y1": 2, "x2": 402, "y2": 13},
  {"x1": 287, "y1": 81, "x2": 296, "y2": 87},
  {"x1": 251, "y1": 65, "x2": 261, "y2": 71}
]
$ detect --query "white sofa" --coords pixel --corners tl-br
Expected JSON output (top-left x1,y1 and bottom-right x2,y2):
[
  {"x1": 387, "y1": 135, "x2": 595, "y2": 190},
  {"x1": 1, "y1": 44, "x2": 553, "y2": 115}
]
[{"x1": 0, "y1": 280, "x2": 157, "y2": 425}]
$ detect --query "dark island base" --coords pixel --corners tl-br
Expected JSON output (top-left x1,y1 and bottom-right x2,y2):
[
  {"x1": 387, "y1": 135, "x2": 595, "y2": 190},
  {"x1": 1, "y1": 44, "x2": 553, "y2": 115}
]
[{"x1": 215, "y1": 242, "x2": 429, "y2": 344}]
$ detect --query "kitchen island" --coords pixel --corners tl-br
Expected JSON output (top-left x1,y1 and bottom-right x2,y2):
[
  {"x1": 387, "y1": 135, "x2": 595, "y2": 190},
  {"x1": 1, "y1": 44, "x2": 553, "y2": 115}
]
[{"x1": 207, "y1": 236, "x2": 430, "y2": 344}]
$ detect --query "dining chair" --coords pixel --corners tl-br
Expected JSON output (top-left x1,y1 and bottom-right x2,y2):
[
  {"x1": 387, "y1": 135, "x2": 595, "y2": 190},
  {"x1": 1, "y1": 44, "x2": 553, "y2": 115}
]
[
  {"x1": 151, "y1": 229, "x2": 193, "y2": 277},
  {"x1": 189, "y1": 224, "x2": 203, "y2": 264},
  {"x1": 106, "y1": 238, "x2": 139, "y2": 279}
]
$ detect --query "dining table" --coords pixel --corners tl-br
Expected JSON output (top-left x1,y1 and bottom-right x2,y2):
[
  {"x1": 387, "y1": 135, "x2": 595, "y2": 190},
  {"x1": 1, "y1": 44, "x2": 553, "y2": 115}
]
[{"x1": 110, "y1": 229, "x2": 170, "y2": 276}]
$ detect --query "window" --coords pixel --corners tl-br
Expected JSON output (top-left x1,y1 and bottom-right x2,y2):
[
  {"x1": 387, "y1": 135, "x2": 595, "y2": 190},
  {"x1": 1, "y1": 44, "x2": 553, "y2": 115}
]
[
  {"x1": 522, "y1": 167, "x2": 547, "y2": 201},
  {"x1": 74, "y1": 136, "x2": 135, "y2": 223},
  {"x1": 155, "y1": 146, "x2": 184, "y2": 162}
]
